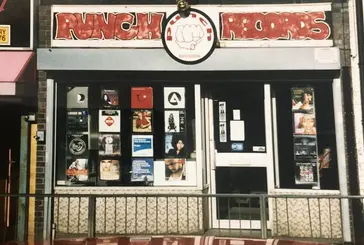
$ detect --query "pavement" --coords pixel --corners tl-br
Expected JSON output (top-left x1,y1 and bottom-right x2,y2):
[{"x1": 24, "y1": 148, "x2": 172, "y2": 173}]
[{"x1": 48, "y1": 236, "x2": 337, "y2": 245}]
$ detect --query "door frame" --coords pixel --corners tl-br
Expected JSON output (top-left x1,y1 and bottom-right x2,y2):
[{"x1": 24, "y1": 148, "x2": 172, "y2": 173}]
[{"x1": 203, "y1": 84, "x2": 275, "y2": 230}]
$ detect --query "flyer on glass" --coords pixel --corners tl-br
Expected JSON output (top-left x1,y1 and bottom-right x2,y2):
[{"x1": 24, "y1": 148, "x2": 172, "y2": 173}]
[
  {"x1": 132, "y1": 110, "x2": 152, "y2": 133},
  {"x1": 131, "y1": 158, "x2": 154, "y2": 182},
  {"x1": 67, "y1": 110, "x2": 89, "y2": 132},
  {"x1": 294, "y1": 113, "x2": 317, "y2": 135},
  {"x1": 295, "y1": 161, "x2": 318, "y2": 185},
  {"x1": 67, "y1": 87, "x2": 88, "y2": 109},
  {"x1": 98, "y1": 134, "x2": 121, "y2": 156},
  {"x1": 165, "y1": 133, "x2": 187, "y2": 157},
  {"x1": 165, "y1": 158, "x2": 186, "y2": 181},
  {"x1": 99, "y1": 110, "x2": 121, "y2": 133},
  {"x1": 294, "y1": 136, "x2": 317, "y2": 159},
  {"x1": 131, "y1": 87, "x2": 153, "y2": 109},
  {"x1": 219, "y1": 122, "x2": 227, "y2": 143},
  {"x1": 132, "y1": 135, "x2": 153, "y2": 157},
  {"x1": 291, "y1": 87, "x2": 315, "y2": 113},
  {"x1": 164, "y1": 110, "x2": 185, "y2": 133},
  {"x1": 99, "y1": 159, "x2": 120, "y2": 181},
  {"x1": 219, "y1": 102, "x2": 226, "y2": 122},
  {"x1": 101, "y1": 89, "x2": 119, "y2": 108},
  {"x1": 164, "y1": 87, "x2": 185, "y2": 109},
  {"x1": 67, "y1": 134, "x2": 88, "y2": 157},
  {"x1": 66, "y1": 158, "x2": 88, "y2": 182}
]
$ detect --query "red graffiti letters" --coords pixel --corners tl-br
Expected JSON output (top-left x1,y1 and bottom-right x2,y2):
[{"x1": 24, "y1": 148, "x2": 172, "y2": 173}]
[
  {"x1": 221, "y1": 12, "x2": 330, "y2": 40},
  {"x1": 55, "y1": 12, "x2": 164, "y2": 40}
]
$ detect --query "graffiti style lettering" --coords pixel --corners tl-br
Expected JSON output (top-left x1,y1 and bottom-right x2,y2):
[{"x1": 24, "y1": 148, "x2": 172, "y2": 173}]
[
  {"x1": 54, "y1": 12, "x2": 164, "y2": 40},
  {"x1": 220, "y1": 12, "x2": 331, "y2": 40}
]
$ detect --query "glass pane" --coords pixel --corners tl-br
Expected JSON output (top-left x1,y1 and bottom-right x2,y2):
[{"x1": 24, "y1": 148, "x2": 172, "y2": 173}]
[{"x1": 215, "y1": 167, "x2": 268, "y2": 220}]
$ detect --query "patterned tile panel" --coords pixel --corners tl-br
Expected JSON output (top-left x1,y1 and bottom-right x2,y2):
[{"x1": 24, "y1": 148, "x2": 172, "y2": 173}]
[
  {"x1": 270, "y1": 190, "x2": 342, "y2": 239},
  {"x1": 54, "y1": 188, "x2": 204, "y2": 236}
]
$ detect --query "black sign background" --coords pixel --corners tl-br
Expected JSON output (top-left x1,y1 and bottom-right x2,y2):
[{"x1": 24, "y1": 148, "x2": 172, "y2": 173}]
[{"x1": 0, "y1": 0, "x2": 31, "y2": 48}]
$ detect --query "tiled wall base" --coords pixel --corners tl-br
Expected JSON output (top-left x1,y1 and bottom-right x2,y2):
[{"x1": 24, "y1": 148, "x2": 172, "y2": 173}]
[
  {"x1": 54, "y1": 188, "x2": 204, "y2": 235},
  {"x1": 270, "y1": 190, "x2": 342, "y2": 239}
]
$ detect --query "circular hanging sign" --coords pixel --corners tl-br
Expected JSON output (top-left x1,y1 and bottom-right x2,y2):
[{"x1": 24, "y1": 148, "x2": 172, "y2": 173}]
[{"x1": 162, "y1": 8, "x2": 217, "y2": 65}]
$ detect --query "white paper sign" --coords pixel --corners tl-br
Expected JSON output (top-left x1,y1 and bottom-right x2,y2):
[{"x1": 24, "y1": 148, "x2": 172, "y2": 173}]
[
  {"x1": 219, "y1": 102, "x2": 226, "y2": 121},
  {"x1": 230, "y1": 120, "x2": 245, "y2": 141},
  {"x1": 233, "y1": 109, "x2": 241, "y2": 120},
  {"x1": 219, "y1": 122, "x2": 227, "y2": 142},
  {"x1": 132, "y1": 135, "x2": 153, "y2": 157},
  {"x1": 99, "y1": 110, "x2": 121, "y2": 132},
  {"x1": 164, "y1": 87, "x2": 185, "y2": 109}
]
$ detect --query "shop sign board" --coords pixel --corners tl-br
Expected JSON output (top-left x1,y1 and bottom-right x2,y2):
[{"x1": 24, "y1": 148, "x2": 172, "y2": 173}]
[
  {"x1": 51, "y1": 3, "x2": 333, "y2": 48},
  {"x1": 0, "y1": 0, "x2": 33, "y2": 49}
]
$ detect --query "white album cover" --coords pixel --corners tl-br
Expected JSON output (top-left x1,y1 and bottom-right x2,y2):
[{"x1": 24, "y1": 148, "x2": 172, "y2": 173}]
[
  {"x1": 164, "y1": 87, "x2": 185, "y2": 109},
  {"x1": 99, "y1": 110, "x2": 121, "y2": 133}
]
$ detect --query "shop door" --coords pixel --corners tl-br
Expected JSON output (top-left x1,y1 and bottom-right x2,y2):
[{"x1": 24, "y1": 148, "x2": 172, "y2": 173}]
[{"x1": 201, "y1": 83, "x2": 274, "y2": 230}]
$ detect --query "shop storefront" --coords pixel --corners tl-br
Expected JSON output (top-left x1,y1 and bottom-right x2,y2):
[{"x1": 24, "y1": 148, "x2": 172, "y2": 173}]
[
  {"x1": 37, "y1": 2, "x2": 351, "y2": 242},
  {"x1": 0, "y1": 0, "x2": 36, "y2": 240}
]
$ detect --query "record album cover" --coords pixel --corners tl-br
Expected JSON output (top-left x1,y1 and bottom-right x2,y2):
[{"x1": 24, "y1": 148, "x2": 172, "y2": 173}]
[
  {"x1": 165, "y1": 158, "x2": 186, "y2": 181},
  {"x1": 164, "y1": 87, "x2": 185, "y2": 109},
  {"x1": 67, "y1": 110, "x2": 89, "y2": 132},
  {"x1": 66, "y1": 158, "x2": 88, "y2": 182},
  {"x1": 291, "y1": 87, "x2": 315, "y2": 113},
  {"x1": 294, "y1": 113, "x2": 317, "y2": 135},
  {"x1": 131, "y1": 158, "x2": 154, "y2": 182},
  {"x1": 132, "y1": 135, "x2": 153, "y2": 157},
  {"x1": 67, "y1": 134, "x2": 88, "y2": 157},
  {"x1": 295, "y1": 161, "x2": 318, "y2": 185},
  {"x1": 165, "y1": 133, "x2": 187, "y2": 157},
  {"x1": 294, "y1": 136, "x2": 317, "y2": 159},
  {"x1": 164, "y1": 110, "x2": 185, "y2": 133},
  {"x1": 131, "y1": 87, "x2": 153, "y2": 109},
  {"x1": 99, "y1": 110, "x2": 121, "y2": 133},
  {"x1": 101, "y1": 89, "x2": 119, "y2": 108},
  {"x1": 99, "y1": 159, "x2": 120, "y2": 181},
  {"x1": 98, "y1": 134, "x2": 121, "y2": 156},
  {"x1": 132, "y1": 110, "x2": 152, "y2": 133},
  {"x1": 67, "y1": 87, "x2": 89, "y2": 109}
]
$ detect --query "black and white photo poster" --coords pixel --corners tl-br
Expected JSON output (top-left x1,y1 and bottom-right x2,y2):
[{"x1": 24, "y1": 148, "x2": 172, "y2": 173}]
[
  {"x1": 164, "y1": 110, "x2": 186, "y2": 133},
  {"x1": 98, "y1": 134, "x2": 121, "y2": 156},
  {"x1": 164, "y1": 87, "x2": 185, "y2": 109}
]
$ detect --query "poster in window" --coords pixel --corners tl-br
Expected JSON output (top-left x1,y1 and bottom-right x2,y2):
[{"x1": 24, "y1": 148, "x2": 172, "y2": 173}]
[
  {"x1": 98, "y1": 134, "x2": 121, "y2": 156},
  {"x1": 164, "y1": 110, "x2": 185, "y2": 133},
  {"x1": 131, "y1": 158, "x2": 154, "y2": 182},
  {"x1": 295, "y1": 161, "x2": 318, "y2": 185},
  {"x1": 99, "y1": 159, "x2": 120, "y2": 181},
  {"x1": 165, "y1": 133, "x2": 187, "y2": 157},
  {"x1": 99, "y1": 110, "x2": 121, "y2": 133},
  {"x1": 164, "y1": 87, "x2": 185, "y2": 109},
  {"x1": 294, "y1": 136, "x2": 317, "y2": 159},
  {"x1": 131, "y1": 87, "x2": 153, "y2": 109},
  {"x1": 67, "y1": 110, "x2": 89, "y2": 132},
  {"x1": 294, "y1": 113, "x2": 317, "y2": 135},
  {"x1": 66, "y1": 158, "x2": 88, "y2": 182},
  {"x1": 67, "y1": 87, "x2": 89, "y2": 109},
  {"x1": 101, "y1": 89, "x2": 119, "y2": 108},
  {"x1": 219, "y1": 122, "x2": 227, "y2": 143},
  {"x1": 67, "y1": 134, "x2": 88, "y2": 157},
  {"x1": 291, "y1": 87, "x2": 315, "y2": 113},
  {"x1": 132, "y1": 110, "x2": 152, "y2": 133},
  {"x1": 165, "y1": 158, "x2": 186, "y2": 181},
  {"x1": 219, "y1": 102, "x2": 226, "y2": 122},
  {"x1": 132, "y1": 135, "x2": 153, "y2": 157}
]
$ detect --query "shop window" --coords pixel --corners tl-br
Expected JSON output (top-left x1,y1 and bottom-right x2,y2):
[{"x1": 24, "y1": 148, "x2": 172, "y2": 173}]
[
  {"x1": 274, "y1": 82, "x2": 339, "y2": 190},
  {"x1": 55, "y1": 82, "x2": 196, "y2": 187}
]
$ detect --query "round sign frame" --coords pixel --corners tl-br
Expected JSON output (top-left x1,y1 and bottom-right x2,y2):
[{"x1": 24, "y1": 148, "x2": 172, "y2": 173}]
[{"x1": 162, "y1": 8, "x2": 218, "y2": 65}]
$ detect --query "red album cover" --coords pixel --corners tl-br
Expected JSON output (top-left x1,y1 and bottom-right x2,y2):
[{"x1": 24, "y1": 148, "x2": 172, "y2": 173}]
[{"x1": 131, "y1": 87, "x2": 153, "y2": 109}]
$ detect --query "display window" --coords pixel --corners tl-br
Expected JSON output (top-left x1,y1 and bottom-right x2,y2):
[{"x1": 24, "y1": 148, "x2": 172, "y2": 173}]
[
  {"x1": 274, "y1": 82, "x2": 339, "y2": 190},
  {"x1": 55, "y1": 82, "x2": 196, "y2": 187}
]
